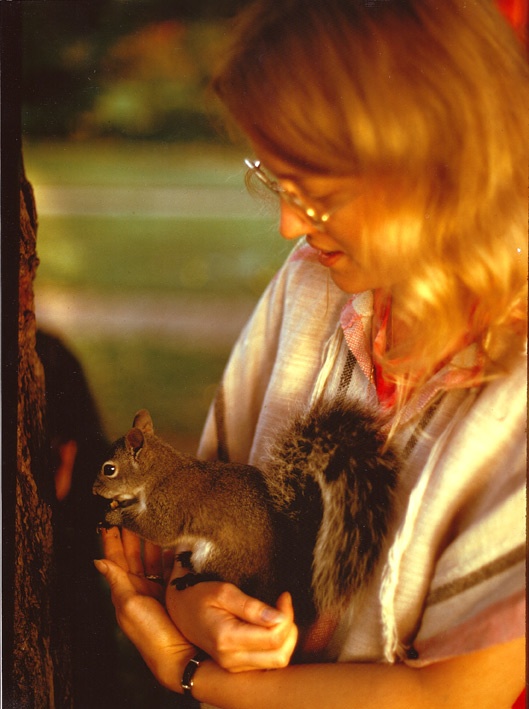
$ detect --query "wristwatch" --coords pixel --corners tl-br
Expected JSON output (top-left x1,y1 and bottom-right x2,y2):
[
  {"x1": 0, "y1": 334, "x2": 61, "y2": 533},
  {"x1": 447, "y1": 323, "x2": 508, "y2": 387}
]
[{"x1": 181, "y1": 649, "x2": 209, "y2": 697}]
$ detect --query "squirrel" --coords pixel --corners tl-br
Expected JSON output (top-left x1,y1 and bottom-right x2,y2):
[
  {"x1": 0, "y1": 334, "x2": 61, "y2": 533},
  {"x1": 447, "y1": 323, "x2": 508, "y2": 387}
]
[{"x1": 93, "y1": 400, "x2": 399, "y2": 628}]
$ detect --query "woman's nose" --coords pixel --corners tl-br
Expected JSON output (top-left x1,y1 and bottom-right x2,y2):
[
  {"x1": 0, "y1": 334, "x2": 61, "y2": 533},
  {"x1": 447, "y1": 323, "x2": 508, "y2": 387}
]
[{"x1": 279, "y1": 203, "x2": 313, "y2": 240}]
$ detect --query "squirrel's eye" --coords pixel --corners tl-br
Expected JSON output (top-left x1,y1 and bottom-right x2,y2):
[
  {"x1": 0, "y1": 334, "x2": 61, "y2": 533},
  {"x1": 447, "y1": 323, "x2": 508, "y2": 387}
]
[{"x1": 103, "y1": 463, "x2": 117, "y2": 477}]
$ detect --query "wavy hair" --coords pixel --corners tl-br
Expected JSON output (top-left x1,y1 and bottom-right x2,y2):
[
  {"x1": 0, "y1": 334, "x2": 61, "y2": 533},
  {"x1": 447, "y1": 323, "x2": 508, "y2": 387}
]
[{"x1": 212, "y1": 0, "x2": 528, "y2": 401}]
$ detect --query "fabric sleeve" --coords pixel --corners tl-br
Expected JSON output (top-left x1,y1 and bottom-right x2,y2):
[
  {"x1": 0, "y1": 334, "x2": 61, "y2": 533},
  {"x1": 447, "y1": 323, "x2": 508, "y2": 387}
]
[
  {"x1": 401, "y1": 360, "x2": 526, "y2": 666},
  {"x1": 408, "y1": 483, "x2": 525, "y2": 666}
]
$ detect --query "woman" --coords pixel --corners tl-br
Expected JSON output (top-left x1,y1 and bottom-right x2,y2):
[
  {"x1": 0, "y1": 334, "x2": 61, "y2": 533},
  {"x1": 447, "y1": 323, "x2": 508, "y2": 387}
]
[{"x1": 95, "y1": 1, "x2": 527, "y2": 706}]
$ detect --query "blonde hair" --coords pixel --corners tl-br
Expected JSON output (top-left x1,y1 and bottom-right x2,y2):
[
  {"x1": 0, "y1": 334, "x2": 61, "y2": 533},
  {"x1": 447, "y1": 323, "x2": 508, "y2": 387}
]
[{"x1": 212, "y1": 0, "x2": 528, "y2": 402}]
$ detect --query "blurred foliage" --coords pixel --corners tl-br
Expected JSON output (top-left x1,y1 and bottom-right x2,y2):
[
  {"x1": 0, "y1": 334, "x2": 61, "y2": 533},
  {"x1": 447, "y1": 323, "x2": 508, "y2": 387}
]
[
  {"x1": 78, "y1": 21, "x2": 225, "y2": 140},
  {"x1": 35, "y1": 214, "x2": 282, "y2": 299},
  {"x1": 22, "y1": 0, "x2": 251, "y2": 140},
  {"x1": 22, "y1": 1, "x2": 107, "y2": 137}
]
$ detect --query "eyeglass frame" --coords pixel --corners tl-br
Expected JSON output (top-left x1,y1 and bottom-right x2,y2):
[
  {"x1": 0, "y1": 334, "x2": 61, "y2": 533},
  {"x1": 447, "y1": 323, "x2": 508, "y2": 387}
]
[{"x1": 244, "y1": 158, "x2": 336, "y2": 229}]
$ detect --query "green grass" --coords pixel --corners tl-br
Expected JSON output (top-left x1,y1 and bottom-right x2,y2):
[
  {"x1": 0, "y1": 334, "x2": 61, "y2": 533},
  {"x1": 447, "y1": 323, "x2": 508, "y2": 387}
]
[
  {"x1": 35, "y1": 214, "x2": 287, "y2": 299},
  {"x1": 68, "y1": 335, "x2": 230, "y2": 448}
]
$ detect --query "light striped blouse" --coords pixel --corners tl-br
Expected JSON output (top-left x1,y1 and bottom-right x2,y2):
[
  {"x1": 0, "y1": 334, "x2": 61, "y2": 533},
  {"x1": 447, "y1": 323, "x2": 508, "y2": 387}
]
[{"x1": 197, "y1": 241, "x2": 526, "y2": 667}]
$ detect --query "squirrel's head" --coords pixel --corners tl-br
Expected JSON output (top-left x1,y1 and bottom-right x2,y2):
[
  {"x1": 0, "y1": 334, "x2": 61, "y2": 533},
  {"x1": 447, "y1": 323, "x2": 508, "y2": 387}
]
[{"x1": 92, "y1": 409, "x2": 155, "y2": 509}]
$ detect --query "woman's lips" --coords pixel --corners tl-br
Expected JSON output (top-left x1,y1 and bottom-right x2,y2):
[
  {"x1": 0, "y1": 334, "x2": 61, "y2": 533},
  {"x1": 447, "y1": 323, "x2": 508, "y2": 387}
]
[
  {"x1": 316, "y1": 248, "x2": 343, "y2": 268},
  {"x1": 306, "y1": 237, "x2": 344, "y2": 268}
]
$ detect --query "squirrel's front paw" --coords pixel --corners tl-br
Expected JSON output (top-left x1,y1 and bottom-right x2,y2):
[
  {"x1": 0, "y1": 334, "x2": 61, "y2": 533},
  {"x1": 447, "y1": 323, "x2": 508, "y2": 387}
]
[{"x1": 170, "y1": 572, "x2": 220, "y2": 591}]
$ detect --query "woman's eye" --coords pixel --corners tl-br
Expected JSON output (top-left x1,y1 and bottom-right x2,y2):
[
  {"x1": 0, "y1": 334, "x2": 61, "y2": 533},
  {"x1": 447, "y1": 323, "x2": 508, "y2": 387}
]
[{"x1": 312, "y1": 189, "x2": 340, "y2": 204}]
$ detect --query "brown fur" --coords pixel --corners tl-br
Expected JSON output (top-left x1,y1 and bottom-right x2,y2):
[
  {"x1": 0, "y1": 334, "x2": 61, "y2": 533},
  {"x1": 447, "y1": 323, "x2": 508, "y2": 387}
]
[{"x1": 93, "y1": 402, "x2": 398, "y2": 626}]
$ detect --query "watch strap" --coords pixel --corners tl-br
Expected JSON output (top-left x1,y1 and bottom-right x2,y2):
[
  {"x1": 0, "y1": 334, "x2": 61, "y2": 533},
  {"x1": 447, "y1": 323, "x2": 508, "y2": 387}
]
[{"x1": 181, "y1": 649, "x2": 209, "y2": 697}]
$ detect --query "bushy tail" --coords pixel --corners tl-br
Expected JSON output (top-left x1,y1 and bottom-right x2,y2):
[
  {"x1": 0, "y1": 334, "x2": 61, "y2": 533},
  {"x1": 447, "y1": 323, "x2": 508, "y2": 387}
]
[{"x1": 265, "y1": 399, "x2": 399, "y2": 615}]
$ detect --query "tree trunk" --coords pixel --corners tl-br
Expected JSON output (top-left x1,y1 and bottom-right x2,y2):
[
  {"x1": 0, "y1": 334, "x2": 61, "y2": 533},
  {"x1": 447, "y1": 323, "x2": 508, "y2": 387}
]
[
  {"x1": 3, "y1": 4, "x2": 72, "y2": 704},
  {"x1": 13, "y1": 166, "x2": 72, "y2": 708}
]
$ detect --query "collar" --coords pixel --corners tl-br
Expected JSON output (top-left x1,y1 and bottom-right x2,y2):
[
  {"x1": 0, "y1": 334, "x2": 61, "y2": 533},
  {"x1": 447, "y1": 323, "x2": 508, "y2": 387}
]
[{"x1": 339, "y1": 291, "x2": 485, "y2": 419}]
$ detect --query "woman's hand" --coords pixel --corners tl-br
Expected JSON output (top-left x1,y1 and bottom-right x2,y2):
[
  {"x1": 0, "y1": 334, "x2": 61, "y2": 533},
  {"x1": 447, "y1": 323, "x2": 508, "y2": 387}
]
[
  {"x1": 166, "y1": 558, "x2": 299, "y2": 673},
  {"x1": 95, "y1": 528, "x2": 196, "y2": 692}
]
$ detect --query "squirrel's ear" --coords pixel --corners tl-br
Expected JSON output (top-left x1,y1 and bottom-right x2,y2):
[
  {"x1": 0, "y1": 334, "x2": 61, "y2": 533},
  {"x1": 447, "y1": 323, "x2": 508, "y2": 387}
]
[
  {"x1": 133, "y1": 409, "x2": 154, "y2": 435},
  {"x1": 126, "y1": 427, "x2": 145, "y2": 456}
]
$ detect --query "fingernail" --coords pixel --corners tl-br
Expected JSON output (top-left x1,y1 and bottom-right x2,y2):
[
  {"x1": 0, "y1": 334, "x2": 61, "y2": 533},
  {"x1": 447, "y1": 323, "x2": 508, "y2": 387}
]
[
  {"x1": 261, "y1": 607, "x2": 284, "y2": 623},
  {"x1": 94, "y1": 559, "x2": 108, "y2": 574}
]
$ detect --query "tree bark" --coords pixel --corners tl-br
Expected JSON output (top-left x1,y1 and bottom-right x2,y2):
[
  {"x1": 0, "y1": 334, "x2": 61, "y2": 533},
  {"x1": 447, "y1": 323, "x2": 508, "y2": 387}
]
[
  {"x1": 2, "y1": 3, "x2": 72, "y2": 703},
  {"x1": 13, "y1": 162, "x2": 72, "y2": 708}
]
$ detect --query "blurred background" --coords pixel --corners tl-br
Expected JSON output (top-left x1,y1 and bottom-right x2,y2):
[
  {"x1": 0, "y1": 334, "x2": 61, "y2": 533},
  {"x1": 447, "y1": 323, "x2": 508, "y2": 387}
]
[
  {"x1": 23, "y1": 0, "x2": 287, "y2": 454},
  {"x1": 22, "y1": 4, "x2": 287, "y2": 705}
]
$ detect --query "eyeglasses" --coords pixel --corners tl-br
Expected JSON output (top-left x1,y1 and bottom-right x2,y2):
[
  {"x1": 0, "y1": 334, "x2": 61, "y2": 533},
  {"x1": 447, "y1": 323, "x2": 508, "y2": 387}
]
[{"x1": 244, "y1": 158, "x2": 334, "y2": 229}]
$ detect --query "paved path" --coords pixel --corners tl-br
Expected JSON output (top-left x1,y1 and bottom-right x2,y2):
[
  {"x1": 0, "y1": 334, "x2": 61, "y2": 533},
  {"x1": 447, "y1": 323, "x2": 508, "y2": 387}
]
[
  {"x1": 36, "y1": 285, "x2": 255, "y2": 347},
  {"x1": 34, "y1": 184, "x2": 269, "y2": 218}
]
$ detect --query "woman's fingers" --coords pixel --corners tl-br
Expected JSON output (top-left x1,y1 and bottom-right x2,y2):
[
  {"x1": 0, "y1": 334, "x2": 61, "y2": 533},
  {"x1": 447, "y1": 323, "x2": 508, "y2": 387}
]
[
  {"x1": 219, "y1": 619, "x2": 298, "y2": 672},
  {"x1": 94, "y1": 558, "x2": 135, "y2": 599},
  {"x1": 100, "y1": 528, "x2": 165, "y2": 598},
  {"x1": 166, "y1": 575, "x2": 298, "y2": 670},
  {"x1": 212, "y1": 583, "x2": 293, "y2": 627},
  {"x1": 100, "y1": 527, "x2": 129, "y2": 571},
  {"x1": 213, "y1": 593, "x2": 296, "y2": 653},
  {"x1": 198, "y1": 589, "x2": 298, "y2": 670},
  {"x1": 143, "y1": 540, "x2": 164, "y2": 579},
  {"x1": 162, "y1": 549, "x2": 176, "y2": 580},
  {"x1": 94, "y1": 558, "x2": 196, "y2": 691},
  {"x1": 122, "y1": 528, "x2": 144, "y2": 576}
]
